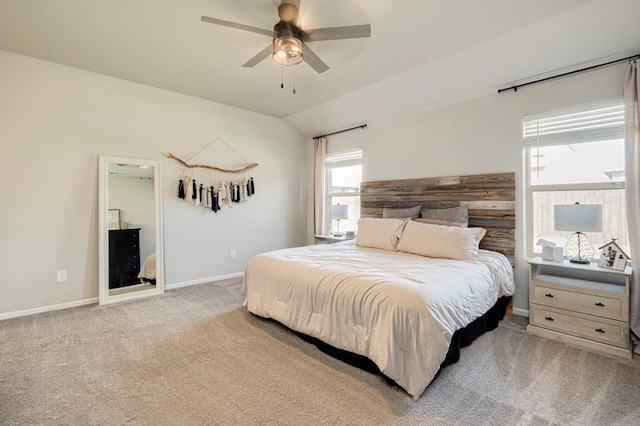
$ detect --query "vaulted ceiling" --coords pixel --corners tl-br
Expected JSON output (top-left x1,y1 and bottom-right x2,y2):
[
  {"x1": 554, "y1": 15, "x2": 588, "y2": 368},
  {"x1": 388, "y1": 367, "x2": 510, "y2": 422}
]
[{"x1": 1, "y1": 0, "x2": 639, "y2": 138}]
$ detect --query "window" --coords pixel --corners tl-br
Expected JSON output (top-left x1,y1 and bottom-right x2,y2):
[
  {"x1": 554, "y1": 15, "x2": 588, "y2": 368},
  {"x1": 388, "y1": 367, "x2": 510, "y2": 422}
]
[
  {"x1": 524, "y1": 100, "x2": 629, "y2": 258},
  {"x1": 325, "y1": 149, "x2": 362, "y2": 235}
]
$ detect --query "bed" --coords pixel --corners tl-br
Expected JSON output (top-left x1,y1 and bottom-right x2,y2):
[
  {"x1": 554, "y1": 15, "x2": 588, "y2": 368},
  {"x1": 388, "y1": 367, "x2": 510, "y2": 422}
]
[
  {"x1": 243, "y1": 172, "x2": 516, "y2": 399},
  {"x1": 138, "y1": 253, "x2": 156, "y2": 284}
]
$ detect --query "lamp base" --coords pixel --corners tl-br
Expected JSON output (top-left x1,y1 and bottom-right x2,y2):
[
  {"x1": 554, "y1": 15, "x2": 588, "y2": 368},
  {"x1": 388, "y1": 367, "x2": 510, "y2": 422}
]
[
  {"x1": 569, "y1": 258, "x2": 591, "y2": 264},
  {"x1": 332, "y1": 218, "x2": 343, "y2": 237},
  {"x1": 564, "y1": 231, "x2": 595, "y2": 265}
]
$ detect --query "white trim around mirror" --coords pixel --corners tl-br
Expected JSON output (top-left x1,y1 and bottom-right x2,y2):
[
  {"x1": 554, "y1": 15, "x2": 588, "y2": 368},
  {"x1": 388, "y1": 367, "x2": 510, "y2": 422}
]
[{"x1": 98, "y1": 155, "x2": 164, "y2": 305}]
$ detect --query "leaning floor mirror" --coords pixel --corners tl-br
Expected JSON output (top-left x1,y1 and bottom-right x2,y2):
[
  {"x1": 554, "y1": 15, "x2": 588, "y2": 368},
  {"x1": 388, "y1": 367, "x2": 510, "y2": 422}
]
[{"x1": 98, "y1": 155, "x2": 165, "y2": 305}]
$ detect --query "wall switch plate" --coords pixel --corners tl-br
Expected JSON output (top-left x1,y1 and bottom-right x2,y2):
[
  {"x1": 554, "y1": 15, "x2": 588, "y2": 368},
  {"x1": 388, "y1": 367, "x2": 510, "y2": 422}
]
[
  {"x1": 57, "y1": 270, "x2": 68, "y2": 283},
  {"x1": 230, "y1": 250, "x2": 237, "y2": 260}
]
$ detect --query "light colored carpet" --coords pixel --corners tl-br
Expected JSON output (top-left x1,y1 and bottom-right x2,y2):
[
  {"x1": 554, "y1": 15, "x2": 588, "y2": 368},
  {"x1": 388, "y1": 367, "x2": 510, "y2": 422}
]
[{"x1": 1, "y1": 278, "x2": 640, "y2": 425}]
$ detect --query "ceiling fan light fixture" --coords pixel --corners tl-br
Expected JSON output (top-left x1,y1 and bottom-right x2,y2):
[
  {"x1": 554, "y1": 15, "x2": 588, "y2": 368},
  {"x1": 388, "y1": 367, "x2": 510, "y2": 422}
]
[
  {"x1": 201, "y1": 1, "x2": 371, "y2": 74},
  {"x1": 273, "y1": 37, "x2": 304, "y2": 66},
  {"x1": 272, "y1": 22, "x2": 304, "y2": 66}
]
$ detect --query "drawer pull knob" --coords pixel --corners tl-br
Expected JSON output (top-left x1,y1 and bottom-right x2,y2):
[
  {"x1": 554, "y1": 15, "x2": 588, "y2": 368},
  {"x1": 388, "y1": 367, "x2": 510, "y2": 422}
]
[
  {"x1": 545, "y1": 293, "x2": 554, "y2": 298},
  {"x1": 595, "y1": 302, "x2": 605, "y2": 307},
  {"x1": 545, "y1": 316, "x2": 554, "y2": 322},
  {"x1": 595, "y1": 328, "x2": 605, "y2": 334}
]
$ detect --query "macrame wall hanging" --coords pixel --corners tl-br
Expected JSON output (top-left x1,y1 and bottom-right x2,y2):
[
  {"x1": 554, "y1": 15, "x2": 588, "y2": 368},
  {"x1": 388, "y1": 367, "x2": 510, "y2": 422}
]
[{"x1": 167, "y1": 137, "x2": 258, "y2": 214}]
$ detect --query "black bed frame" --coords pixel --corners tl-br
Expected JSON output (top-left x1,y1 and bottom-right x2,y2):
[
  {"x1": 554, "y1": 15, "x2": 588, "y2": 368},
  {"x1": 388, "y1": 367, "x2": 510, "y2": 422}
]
[{"x1": 293, "y1": 296, "x2": 510, "y2": 390}]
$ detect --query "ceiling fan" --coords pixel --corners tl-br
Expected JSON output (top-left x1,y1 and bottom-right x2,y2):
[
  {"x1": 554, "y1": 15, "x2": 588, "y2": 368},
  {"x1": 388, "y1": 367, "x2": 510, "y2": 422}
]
[{"x1": 201, "y1": 0, "x2": 371, "y2": 74}]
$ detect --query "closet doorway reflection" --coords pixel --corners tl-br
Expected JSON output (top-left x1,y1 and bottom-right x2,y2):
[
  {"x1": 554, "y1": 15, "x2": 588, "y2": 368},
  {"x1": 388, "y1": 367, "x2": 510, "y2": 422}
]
[{"x1": 98, "y1": 155, "x2": 164, "y2": 305}]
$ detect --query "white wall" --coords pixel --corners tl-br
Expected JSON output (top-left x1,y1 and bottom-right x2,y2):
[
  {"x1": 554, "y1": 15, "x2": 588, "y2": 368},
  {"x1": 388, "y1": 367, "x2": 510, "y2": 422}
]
[
  {"x1": 0, "y1": 50, "x2": 307, "y2": 317},
  {"x1": 311, "y1": 63, "x2": 627, "y2": 313}
]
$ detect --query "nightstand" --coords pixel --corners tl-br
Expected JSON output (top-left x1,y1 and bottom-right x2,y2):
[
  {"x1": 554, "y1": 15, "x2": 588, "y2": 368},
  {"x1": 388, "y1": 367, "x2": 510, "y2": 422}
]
[
  {"x1": 314, "y1": 234, "x2": 355, "y2": 245},
  {"x1": 527, "y1": 257, "x2": 632, "y2": 358}
]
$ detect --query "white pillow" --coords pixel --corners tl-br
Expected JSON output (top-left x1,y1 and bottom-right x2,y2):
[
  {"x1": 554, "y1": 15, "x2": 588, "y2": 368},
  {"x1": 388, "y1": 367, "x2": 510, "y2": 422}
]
[
  {"x1": 414, "y1": 218, "x2": 466, "y2": 228},
  {"x1": 396, "y1": 220, "x2": 486, "y2": 261},
  {"x1": 356, "y1": 218, "x2": 408, "y2": 251}
]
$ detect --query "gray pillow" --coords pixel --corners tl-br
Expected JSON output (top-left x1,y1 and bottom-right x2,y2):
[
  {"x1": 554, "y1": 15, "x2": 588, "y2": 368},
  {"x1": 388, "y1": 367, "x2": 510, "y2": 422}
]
[
  {"x1": 420, "y1": 205, "x2": 469, "y2": 227},
  {"x1": 382, "y1": 205, "x2": 422, "y2": 219}
]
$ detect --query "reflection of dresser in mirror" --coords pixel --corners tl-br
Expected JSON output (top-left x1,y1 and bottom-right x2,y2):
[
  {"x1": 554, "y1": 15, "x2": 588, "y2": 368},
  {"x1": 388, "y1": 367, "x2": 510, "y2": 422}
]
[{"x1": 108, "y1": 228, "x2": 141, "y2": 289}]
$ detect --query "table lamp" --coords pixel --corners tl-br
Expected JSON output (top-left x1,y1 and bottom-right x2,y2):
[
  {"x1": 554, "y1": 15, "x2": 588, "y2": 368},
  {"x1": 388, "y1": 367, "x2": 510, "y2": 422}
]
[
  {"x1": 554, "y1": 203, "x2": 602, "y2": 264},
  {"x1": 329, "y1": 204, "x2": 349, "y2": 237}
]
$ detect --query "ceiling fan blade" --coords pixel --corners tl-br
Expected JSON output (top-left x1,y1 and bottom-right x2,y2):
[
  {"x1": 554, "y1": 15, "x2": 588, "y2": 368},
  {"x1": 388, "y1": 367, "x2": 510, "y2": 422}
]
[
  {"x1": 303, "y1": 46, "x2": 329, "y2": 74},
  {"x1": 242, "y1": 44, "x2": 273, "y2": 68},
  {"x1": 201, "y1": 15, "x2": 272, "y2": 37},
  {"x1": 303, "y1": 24, "x2": 371, "y2": 42}
]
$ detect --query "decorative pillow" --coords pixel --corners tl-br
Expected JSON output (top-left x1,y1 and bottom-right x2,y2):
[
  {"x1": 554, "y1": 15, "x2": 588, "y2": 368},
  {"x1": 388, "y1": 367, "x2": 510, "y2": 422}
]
[
  {"x1": 414, "y1": 218, "x2": 466, "y2": 228},
  {"x1": 356, "y1": 218, "x2": 408, "y2": 251},
  {"x1": 420, "y1": 205, "x2": 469, "y2": 227},
  {"x1": 396, "y1": 220, "x2": 486, "y2": 261},
  {"x1": 383, "y1": 205, "x2": 422, "y2": 219}
]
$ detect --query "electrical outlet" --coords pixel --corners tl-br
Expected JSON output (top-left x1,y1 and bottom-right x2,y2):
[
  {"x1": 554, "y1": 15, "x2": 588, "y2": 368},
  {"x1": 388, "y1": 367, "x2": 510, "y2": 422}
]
[
  {"x1": 230, "y1": 250, "x2": 237, "y2": 260},
  {"x1": 57, "y1": 270, "x2": 68, "y2": 283}
]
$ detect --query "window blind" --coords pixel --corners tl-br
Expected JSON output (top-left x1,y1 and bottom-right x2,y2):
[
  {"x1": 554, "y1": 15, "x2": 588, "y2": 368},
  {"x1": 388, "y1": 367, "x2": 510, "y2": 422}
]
[
  {"x1": 325, "y1": 149, "x2": 362, "y2": 168},
  {"x1": 523, "y1": 100, "x2": 624, "y2": 146}
]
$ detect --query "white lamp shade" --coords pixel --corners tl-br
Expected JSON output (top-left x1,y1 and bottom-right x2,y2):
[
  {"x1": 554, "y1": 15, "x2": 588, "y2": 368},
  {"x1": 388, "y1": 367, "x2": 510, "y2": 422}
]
[
  {"x1": 554, "y1": 204, "x2": 603, "y2": 232},
  {"x1": 329, "y1": 204, "x2": 349, "y2": 220}
]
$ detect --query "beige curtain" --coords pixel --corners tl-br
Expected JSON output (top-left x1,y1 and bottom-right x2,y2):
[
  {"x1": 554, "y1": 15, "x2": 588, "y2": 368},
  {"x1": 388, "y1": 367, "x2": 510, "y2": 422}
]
[
  {"x1": 625, "y1": 59, "x2": 640, "y2": 354},
  {"x1": 313, "y1": 137, "x2": 327, "y2": 235}
]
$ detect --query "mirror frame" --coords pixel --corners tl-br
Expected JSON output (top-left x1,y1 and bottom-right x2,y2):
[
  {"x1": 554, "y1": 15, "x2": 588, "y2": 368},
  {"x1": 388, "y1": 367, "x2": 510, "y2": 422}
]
[{"x1": 98, "y1": 155, "x2": 165, "y2": 305}]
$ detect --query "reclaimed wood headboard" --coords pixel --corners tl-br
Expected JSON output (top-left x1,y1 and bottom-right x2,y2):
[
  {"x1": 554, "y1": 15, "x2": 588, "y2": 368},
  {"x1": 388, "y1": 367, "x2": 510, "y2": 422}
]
[{"x1": 360, "y1": 172, "x2": 516, "y2": 265}]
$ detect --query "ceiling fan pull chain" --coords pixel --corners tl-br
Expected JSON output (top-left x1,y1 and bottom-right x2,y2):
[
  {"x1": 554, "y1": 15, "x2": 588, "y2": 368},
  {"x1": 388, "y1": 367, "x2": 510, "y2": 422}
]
[
  {"x1": 281, "y1": 65, "x2": 284, "y2": 89},
  {"x1": 293, "y1": 69, "x2": 296, "y2": 94}
]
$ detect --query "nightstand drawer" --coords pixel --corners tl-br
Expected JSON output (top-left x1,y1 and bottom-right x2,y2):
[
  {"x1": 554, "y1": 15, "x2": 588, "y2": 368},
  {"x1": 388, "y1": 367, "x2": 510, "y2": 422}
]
[
  {"x1": 530, "y1": 304, "x2": 628, "y2": 348},
  {"x1": 531, "y1": 282, "x2": 624, "y2": 320}
]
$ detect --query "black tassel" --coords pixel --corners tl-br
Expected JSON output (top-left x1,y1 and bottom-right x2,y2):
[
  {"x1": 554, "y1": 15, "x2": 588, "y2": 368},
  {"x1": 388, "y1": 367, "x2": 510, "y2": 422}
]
[
  {"x1": 199, "y1": 184, "x2": 204, "y2": 203},
  {"x1": 250, "y1": 177, "x2": 255, "y2": 195},
  {"x1": 210, "y1": 187, "x2": 217, "y2": 212},
  {"x1": 233, "y1": 184, "x2": 240, "y2": 202},
  {"x1": 178, "y1": 179, "x2": 185, "y2": 199},
  {"x1": 191, "y1": 180, "x2": 197, "y2": 200}
]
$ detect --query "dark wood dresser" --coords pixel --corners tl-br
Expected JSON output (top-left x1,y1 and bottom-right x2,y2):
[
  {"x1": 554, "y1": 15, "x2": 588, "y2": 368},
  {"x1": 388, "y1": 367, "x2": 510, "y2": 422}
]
[{"x1": 108, "y1": 228, "x2": 141, "y2": 289}]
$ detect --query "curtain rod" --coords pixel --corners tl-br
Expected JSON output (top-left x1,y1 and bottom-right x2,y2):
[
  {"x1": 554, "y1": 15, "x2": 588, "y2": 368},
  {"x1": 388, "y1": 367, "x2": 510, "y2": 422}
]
[
  {"x1": 498, "y1": 53, "x2": 640, "y2": 94},
  {"x1": 313, "y1": 124, "x2": 367, "y2": 140}
]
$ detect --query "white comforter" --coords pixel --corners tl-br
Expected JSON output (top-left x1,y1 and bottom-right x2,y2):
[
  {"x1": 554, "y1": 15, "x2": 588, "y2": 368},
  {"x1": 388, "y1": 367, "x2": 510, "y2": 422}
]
[{"x1": 242, "y1": 240, "x2": 514, "y2": 399}]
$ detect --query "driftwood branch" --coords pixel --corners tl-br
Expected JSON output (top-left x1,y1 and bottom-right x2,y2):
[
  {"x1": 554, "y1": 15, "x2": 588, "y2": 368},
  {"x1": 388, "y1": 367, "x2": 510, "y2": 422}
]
[{"x1": 167, "y1": 153, "x2": 258, "y2": 174}]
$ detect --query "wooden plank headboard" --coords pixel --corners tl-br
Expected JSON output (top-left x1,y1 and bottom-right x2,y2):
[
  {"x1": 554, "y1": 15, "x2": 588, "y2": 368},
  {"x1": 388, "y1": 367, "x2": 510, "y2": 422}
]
[{"x1": 360, "y1": 172, "x2": 516, "y2": 265}]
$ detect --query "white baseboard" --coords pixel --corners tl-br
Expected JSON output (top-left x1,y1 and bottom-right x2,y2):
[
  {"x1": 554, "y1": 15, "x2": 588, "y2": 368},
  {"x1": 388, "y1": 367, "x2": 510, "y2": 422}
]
[
  {"x1": 0, "y1": 272, "x2": 245, "y2": 321},
  {"x1": 165, "y1": 271, "x2": 244, "y2": 290},
  {"x1": 512, "y1": 307, "x2": 529, "y2": 317},
  {"x1": 0, "y1": 297, "x2": 99, "y2": 321}
]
